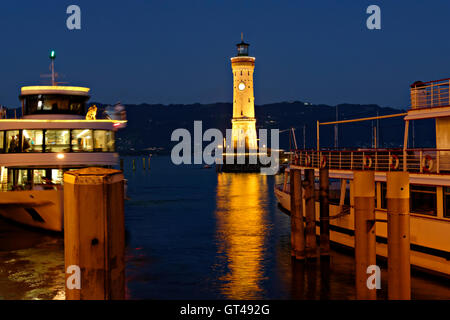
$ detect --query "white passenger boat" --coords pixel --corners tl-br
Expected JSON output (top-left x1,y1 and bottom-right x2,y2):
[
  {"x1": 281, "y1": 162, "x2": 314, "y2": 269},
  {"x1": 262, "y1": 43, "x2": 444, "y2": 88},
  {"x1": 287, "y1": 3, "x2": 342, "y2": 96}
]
[
  {"x1": 275, "y1": 78, "x2": 450, "y2": 277},
  {"x1": 0, "y1": 54, "x2": 126, "y2": 231}
]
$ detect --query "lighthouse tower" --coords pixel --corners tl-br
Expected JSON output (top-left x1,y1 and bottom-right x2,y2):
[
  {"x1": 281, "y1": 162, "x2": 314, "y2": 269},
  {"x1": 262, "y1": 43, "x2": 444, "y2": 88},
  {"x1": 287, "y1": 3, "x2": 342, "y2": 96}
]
[{"x1": 231, "y1": 34, "x2": 258, "y2": 151}]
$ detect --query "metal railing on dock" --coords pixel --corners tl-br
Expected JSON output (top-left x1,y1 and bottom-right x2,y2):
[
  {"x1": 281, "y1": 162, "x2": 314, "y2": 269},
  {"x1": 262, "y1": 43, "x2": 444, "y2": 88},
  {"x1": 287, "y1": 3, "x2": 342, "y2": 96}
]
[{"x1": 291, "y1": 148, "x2": 450, "y2": 174}]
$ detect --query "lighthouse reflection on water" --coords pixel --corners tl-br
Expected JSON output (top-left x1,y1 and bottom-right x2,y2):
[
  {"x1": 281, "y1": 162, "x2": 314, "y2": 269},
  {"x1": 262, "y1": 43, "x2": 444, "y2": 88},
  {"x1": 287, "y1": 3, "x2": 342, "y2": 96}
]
[{"x1": 214, "y1": 173, "x2": 269, "y2": 299}]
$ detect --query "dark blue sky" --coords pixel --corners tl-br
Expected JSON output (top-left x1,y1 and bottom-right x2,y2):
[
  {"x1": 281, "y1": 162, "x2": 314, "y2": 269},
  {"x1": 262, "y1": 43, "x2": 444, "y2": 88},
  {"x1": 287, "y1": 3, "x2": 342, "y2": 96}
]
[{"x1": 0, "y1": 0, "x2": 449, "y2": 108}]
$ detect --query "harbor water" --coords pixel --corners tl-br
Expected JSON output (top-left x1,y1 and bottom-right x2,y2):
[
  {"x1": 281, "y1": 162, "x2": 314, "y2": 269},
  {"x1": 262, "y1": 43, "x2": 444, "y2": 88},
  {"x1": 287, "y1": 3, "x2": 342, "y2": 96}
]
[{"x1": 0, "y1": 156, "x2": 449, "y2": 299}]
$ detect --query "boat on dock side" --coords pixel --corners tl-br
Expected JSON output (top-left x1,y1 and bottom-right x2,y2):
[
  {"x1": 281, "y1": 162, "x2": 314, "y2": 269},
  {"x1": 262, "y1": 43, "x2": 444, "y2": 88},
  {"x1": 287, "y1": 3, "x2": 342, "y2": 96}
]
[
  {"x1": 0, "y1": 53, "x2": 126, "y2": 231},
  {"x1": 275, "y1": 78, "x2": 450, "y2": 277}
]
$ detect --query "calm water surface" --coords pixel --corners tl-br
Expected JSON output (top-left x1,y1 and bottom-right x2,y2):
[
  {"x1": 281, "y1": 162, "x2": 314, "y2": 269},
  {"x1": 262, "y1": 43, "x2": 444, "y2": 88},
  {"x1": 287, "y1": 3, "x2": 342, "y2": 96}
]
[{"x1": 0, "y1": 156, "x2": 449, "y2": 299}]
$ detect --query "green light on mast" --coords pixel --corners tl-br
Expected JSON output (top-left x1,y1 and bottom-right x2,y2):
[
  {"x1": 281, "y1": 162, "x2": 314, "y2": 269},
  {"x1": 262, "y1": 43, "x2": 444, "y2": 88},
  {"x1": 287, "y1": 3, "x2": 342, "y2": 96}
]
[{"x1": 49, "y1": 50, "x2": 56, "y2": 60}]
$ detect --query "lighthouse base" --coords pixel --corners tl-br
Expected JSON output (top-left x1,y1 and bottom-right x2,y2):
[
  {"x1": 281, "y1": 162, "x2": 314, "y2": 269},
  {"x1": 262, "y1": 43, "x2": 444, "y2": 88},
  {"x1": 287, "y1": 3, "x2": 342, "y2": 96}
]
[{"x1": 216, "y1": 151, "x2": 274, "y2": 173}]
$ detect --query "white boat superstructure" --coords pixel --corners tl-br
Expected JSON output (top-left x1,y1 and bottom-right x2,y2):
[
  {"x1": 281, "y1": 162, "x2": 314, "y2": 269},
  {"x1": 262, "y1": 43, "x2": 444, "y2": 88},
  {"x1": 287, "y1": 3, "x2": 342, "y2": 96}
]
[
  {"x1": 275, "y1": 78, "x2": 450, "y2": 277},
  {"x1": 0, "y1": 80, "x2": 126, "y2": 231}
]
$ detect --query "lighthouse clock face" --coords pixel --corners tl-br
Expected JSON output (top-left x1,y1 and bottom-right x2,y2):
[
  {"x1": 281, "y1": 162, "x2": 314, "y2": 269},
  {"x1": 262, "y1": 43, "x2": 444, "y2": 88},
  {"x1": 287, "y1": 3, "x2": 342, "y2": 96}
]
[{"x1": 238, "y1": 82, "x2": 246, "y2": 91}]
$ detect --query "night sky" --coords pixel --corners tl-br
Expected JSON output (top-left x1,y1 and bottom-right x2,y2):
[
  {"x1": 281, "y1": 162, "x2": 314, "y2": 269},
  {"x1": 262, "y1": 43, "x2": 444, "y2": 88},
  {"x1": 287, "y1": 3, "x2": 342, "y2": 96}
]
[{"x1": 0, "y1": 0, "x2": 449, "y2": 108}]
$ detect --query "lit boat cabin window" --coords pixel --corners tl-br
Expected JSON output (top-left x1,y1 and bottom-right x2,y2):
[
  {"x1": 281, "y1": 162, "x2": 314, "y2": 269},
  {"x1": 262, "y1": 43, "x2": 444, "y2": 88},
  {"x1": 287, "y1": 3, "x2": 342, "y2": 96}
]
[
  {"x1": 0, "y1": 131, "x2": 3, "y2": 152},
  {"x1": 45, "y1": 130, "x2": 70, "y2": 152},
  {"x1": 6, "y1": 168, "x2": 66, "y2": 191},
  {"x1": 0, "y1": 129, "x2": 115, "y2": 153},
  {"x1": 22, "y1": 94, "x2": 88, "y2": 116},
  {"x1": 410, "y1": 185, "x2": 437, "y2": 216},
  {"x1": 443, "y1": 187, "x2": 450, "y2": 218},
  {"x1": 33, "y1": 169, "x2": 47, "y2": 185},
  {"x1": 7, "y1": 169, "x2": 29, "y2": 191},
  {"x1": 94, "y1": 130, "x2": 115, "y2": 152},
  {"x1": 5, "y1": 130, "x2": 20, "y2": 153},
  {"x1": 72, "y1": 129, "x2": 93, "y2": 152},
  {"x1": 22, "y1": 130, "x2": 44, "y2": 153}
]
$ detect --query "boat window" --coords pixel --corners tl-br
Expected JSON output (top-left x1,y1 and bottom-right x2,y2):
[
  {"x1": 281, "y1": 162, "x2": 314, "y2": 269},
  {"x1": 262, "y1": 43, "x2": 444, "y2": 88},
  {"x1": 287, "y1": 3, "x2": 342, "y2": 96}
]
[
  {"x1": 0, "y1": 131, "x2": 3, "y2": 152},
  {"x1": 379, "y1": 182, "x2": 387, "y2": 209},
  {"x1": 45, "y1": 130, "x2": 70, "y2": 152},
  {"x1": 327, "y1": 179, "x2": 350, "y2": 206},
  {"x1": 0, "y1": 129, "x2": 115, "y2": 153},
  {"x1": 7, "y1": 169, "x2": 31, "y2": 191},
  {"x1": 51, "y1": 169, "x2": 64, "y2": 185},
  {"x1": 93, "y1": 130, "x2": 115, "y2": 152},
  {"x1": 410, "y1": 185, "x2": 437, "y2": 216},
  {"x1": 329, "y1": 179, "x2": 341, "y2": 205},
  {"x1": 5, "y1": 130, "x2": 20, "y2": 153},
  {"x1": 443, "y1": 187, "x2": 450, "y2": 218},
  {"x1": 33, "y1": 169, "x2": 47, "y2": 185},
  {"x1": 22, "y1": 130, "x2": 44, "y2": 153},
  {"x1": 72, "y1": 129, "x2": 93, "y2": 152},
  {"x1": 22, "y1": 94, "x2": 87, "y2": 116},
  {"x1": 0, "y1": 167, "x2": 7, "y2": 191}
]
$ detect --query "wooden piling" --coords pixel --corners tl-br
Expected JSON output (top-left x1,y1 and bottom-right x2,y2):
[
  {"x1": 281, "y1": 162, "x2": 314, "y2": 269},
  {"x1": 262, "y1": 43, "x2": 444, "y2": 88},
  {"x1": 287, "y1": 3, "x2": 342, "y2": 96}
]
[
  {"x1": 319, "y1": 168, "x2": 330, "y2": 256},
  {"x1": 304, "y1": 169, "x2": 317, "y2": 258},
  {"x1": 148, "y1": 156, "x2": 151, "y2": 170},
  {"x1": 142, "y1": 157, "x2": 146, "y2": 170},
  {"x1": 290, "y1": 169, "x2": 305, "y2": 259},
  {"x1": 132, "y1": 159, "x2": 136, "y2": 171},
  {"x1": 386, "y1": 171, "x2": 411, "y2": 300},
  {"x1": 120, "y1": 159, "x2": 124, "y2": 172},
  {"x1": 64, "y1": 168, "x2": 125, "y2": 300},
  {"x1": 353, "y1": 171, "x2": 376, "y2": 300}
]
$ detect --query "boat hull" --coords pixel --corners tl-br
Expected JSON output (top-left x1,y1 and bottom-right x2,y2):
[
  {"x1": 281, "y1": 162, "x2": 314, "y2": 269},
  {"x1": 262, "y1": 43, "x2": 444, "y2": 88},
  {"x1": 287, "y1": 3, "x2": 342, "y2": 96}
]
[
  {"x1": 0, "y1": 189, "x2": 64, "y2": 232},
  {"x1": 274, "y1": 185, "x2": 450, "y2": 277}
]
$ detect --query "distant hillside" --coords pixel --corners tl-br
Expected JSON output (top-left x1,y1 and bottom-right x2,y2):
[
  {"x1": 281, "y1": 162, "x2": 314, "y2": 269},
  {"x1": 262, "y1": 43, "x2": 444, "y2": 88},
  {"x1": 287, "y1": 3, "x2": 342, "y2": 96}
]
[
  {"x1": 4, "y1": 102, "x2": 436, "y2": 154},
  {"x1": 111, "y1": 101, "x2": 435, "y2": 154}
]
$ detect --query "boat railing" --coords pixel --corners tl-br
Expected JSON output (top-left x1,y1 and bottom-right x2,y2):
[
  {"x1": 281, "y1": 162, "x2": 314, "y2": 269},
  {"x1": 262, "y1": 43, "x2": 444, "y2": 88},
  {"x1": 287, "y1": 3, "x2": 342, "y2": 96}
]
[
  {"x1": 291, "y1": 148, "x2": 450, "y2": 174},
  {"x1": 410, "y1": 78, "x2": 450, "y2": 109}
]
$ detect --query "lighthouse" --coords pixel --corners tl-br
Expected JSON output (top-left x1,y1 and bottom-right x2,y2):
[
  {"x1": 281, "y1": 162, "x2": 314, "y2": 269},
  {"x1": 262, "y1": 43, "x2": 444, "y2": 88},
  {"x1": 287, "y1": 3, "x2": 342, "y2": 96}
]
[{"x1": 230, "y1": 34, "x2": 258, "y2": 151}]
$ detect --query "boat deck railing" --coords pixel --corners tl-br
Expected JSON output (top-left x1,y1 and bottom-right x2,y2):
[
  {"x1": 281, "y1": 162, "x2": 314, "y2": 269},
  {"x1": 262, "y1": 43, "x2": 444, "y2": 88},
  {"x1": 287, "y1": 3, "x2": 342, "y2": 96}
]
[
  {"x1": 410, "y1": 78, "x2": 450, "y2": 109},
  {"x1": 291, "y1": 148, "x2": 450, "y2": 174}
]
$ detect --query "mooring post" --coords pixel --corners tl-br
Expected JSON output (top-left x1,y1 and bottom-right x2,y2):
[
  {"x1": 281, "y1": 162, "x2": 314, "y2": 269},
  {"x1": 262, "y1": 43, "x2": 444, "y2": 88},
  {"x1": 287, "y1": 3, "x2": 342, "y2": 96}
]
[
  {"x1": 319, "y1": 168, "x2": 330, "y2": 256},
  {"x1": 386, "y1": 171, "x2": 411, "y2": 300},
  {"x1": 132, "y1": 159, "x2": 136, "y2": 171},
  {"x1": 353, "y1": 171, "x2": 376, "y2": 300},
  {"x1": 64, "y1": 168, "x2": 125, "y2": 300},
  {"x1": 148, "y1": 155, "x2": 151, "y2": 170},
  {"x1": 290, "y1": 169, "x2": 305, "y2": 259},
  {"x1": 304, "y1": 169, "x2": 317, "y2": 258},
  {"x1": 142, "y1": 157, "x2": 146, "y2": 170}
]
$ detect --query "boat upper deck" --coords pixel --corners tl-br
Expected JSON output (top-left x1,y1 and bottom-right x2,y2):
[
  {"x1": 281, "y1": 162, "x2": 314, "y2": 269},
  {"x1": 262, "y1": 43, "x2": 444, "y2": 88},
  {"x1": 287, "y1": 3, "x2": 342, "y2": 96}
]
[
  {"x1": 410, "y1": 78, "x2": 450, "y2": 110},
  {"x1": 290, "y1": 148, "x2": 450, "y2": 178}
]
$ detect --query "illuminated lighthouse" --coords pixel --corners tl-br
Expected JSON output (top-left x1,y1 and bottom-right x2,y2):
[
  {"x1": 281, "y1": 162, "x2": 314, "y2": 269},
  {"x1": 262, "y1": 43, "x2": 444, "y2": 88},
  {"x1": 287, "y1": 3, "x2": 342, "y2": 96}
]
[{"x1": 230, "y1": 34, "x2": 258, "y2": 151}]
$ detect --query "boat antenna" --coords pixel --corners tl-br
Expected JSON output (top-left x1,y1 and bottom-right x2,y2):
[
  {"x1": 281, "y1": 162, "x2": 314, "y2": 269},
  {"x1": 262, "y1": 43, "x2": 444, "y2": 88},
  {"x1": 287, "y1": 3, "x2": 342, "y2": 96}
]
[{"x1": 49, "y1": 50, "x2": 56, "y2": 86}]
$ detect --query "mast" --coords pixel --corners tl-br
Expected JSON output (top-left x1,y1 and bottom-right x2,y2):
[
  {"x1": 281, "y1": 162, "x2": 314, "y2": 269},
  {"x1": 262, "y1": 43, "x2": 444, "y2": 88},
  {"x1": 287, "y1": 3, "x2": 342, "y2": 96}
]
[{"x1": 50, "y1": 50, "x2": 56, "y2": 86}]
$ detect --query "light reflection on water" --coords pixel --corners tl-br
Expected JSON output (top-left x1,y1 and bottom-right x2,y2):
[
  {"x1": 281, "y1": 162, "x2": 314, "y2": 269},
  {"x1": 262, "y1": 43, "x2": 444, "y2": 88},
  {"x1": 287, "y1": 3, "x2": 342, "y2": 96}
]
[
  {"x1": 0, "y1": 156, "x2": 449, "y2": 299},
  {"x1": 214, "y1": 173, "x2": 269, "y2": 299}
]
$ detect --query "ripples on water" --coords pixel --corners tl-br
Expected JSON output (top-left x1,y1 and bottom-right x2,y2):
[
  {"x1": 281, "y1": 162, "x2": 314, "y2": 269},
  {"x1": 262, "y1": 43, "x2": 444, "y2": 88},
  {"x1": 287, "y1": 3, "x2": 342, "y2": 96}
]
[{"x1": 0, "y1": 156, "x2": 449, "y2": 299}]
